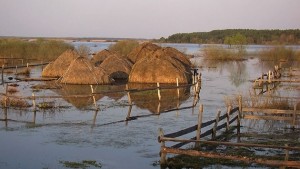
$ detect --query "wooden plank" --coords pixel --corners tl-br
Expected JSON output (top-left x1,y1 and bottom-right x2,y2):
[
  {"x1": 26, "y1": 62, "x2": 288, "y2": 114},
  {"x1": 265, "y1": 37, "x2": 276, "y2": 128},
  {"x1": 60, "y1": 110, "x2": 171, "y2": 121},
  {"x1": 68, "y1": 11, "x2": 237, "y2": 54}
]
[
  {"x1": 162, "y1": 147, "x2": 300, "y2": 167},
  {"x1": 243, "y1": 115, "x2": 292, "y2": 121},
  {"x1": 160, "y1": 138, "x2": 300, "y2": 151},
  {"x1": 243, "y1": 107, "x2": 300, "y2": 115}
]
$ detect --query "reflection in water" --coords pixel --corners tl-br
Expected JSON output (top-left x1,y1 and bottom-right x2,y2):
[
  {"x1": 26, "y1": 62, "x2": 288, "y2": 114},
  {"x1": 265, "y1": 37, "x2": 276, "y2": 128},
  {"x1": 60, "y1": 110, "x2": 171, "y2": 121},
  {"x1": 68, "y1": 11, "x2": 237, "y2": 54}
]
[
  {"x1": 127, "y1": 83, "x2": 191, "y2": 114},
  {"x1": 52, "y1": 84, "x2": 126, "y2": 110},
  {"x1": 226, "y1": 62, "x2": 249, "y2": 87}
]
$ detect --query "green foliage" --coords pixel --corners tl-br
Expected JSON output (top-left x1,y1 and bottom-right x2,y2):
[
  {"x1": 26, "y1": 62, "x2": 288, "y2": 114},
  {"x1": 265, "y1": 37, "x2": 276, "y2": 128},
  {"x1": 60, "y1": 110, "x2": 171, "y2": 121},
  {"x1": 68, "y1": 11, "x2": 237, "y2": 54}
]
[
  {"x1": 156, "y1": 29, "x2": 300, "y2": 44},
  {"x1": 0, "y1": 38, "x2": 74, "y2": 63},
  {"x1": 108, "y1": 40, "x2": 139, "y2": 56}
]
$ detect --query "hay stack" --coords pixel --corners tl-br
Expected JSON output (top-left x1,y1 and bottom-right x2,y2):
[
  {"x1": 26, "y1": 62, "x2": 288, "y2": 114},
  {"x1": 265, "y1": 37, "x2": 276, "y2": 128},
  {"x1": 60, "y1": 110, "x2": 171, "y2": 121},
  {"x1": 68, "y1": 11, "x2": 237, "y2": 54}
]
[
  {"x1": 99, "y1": 54, "x2": 133, "y2": 81},
  {"x1": 127, "y1": 42, "x2": 161, "y2": 63},
  {"x1": 59, "y1": 57, "x2": 113, "y2": 85},
  {"x1": 128, "y1": 48, "x2": 192, "y2": 84},
  {"x1": 42, "y1": 50, "x2": 79, "y2": 77},
  {"x1": 91, "y1": 49, "x2": 116, "y2": 66}
]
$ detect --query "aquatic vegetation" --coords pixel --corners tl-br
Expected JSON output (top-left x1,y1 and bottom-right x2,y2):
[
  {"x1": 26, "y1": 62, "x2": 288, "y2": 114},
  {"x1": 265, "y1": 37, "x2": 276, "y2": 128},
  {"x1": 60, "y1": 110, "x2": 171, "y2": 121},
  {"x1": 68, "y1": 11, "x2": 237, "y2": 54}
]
[{"x1": 60, "y1": 160, "x2": 102, "y2": 169}]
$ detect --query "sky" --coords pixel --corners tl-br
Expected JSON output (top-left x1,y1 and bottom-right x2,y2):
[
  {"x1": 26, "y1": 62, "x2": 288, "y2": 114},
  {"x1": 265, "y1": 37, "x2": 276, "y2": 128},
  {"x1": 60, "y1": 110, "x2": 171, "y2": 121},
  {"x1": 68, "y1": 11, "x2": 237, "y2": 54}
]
[{"x1": 0, "y1": 0, "x2": 300, "y2": 39}]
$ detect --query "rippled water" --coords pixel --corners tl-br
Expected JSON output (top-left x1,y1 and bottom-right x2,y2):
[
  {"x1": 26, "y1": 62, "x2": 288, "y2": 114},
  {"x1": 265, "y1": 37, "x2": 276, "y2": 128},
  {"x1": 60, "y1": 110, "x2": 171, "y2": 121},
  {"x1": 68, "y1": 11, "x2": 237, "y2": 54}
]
[{"x1": 0, "y1": 43, "x2": 299, "y2": 169}]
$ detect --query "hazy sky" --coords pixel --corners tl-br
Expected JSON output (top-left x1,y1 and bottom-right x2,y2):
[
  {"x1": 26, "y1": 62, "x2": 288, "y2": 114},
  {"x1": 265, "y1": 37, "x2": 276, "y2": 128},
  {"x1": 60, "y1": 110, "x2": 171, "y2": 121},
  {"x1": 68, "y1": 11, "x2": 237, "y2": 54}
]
[{"x1": 0, "y1": 0, "x2": 299, "y2": 39}]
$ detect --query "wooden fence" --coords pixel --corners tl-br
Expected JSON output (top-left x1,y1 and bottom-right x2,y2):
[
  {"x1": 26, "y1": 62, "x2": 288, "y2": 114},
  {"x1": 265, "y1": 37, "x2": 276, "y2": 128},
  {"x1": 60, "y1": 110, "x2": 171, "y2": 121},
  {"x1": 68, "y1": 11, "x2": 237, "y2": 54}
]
[
  {"x1": 158, "y1": 102, "x2": 241, "y2": 164},
  {"x1": 0, "y1": 75, "x2": 202, "y2": 127},
  {"x1": 158, "y1": 95, "x2": 300, "y2": 168}
]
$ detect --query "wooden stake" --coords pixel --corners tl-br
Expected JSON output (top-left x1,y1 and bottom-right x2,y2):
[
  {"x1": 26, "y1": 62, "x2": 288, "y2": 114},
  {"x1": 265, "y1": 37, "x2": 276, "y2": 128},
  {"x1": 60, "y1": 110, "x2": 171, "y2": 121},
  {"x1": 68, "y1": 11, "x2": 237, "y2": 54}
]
[
  {"x1": 212, "y1": 110, "x2": 221, "y2": 140},
  {"x1": 90, "y1": 85, "x2": 97, "y2": 110},
  {"x1": 157, "y1": 82, "x2": 161, "y2": 101},
  {"x1": 196, "y1": 104, "x2": 203, "y2": 147},
  {"x1": 32, "y1": 93, "x2": 36, "y2": 111},
  {"x1": 226, "y1": 106, "x2": 232, "y2": 131},
  {"x1": 1, "y1": 65, "x2": 4, "y2": 85},
  {"x1": 285, "y1": 144, "x2": 289, "y2": 161},
  {"x1": 126, "y1": 84, "x2": 132, "y2": 105},
  {"x1": 176, "y1": 78, "x2": 180, "y2": 99},
  {"x1": 158, "y1": 128, "x2": 166, "y2": 165}
]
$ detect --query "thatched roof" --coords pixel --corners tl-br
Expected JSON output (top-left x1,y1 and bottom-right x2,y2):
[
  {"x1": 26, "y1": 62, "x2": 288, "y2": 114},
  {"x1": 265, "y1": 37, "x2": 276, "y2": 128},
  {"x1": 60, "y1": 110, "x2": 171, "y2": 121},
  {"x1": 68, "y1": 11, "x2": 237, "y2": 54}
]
[
  {"x1": 127, "y1": 42, "x2": 161, "y2": 63},
  {"x1": 91, "y1": 49, "x2": 116, "y2": 66},
  {"x1": 127, "y1": 83, "x2": 190, "y2": 114},
  {"x1": 128, "y1": 48, "x2": 192, "y2": 84},
  {"x1": 99, "y1": 54, "x2": 133, "y2": 81},
  {"x1": 162, "y1": 47, "x2": 192, "y2": 68},
  {"x1": 42, "y1": 50, "x2": 79, "y2": 77},
  {"x1": 59, "y1": 57, "x2": 113, "y2": 85}
]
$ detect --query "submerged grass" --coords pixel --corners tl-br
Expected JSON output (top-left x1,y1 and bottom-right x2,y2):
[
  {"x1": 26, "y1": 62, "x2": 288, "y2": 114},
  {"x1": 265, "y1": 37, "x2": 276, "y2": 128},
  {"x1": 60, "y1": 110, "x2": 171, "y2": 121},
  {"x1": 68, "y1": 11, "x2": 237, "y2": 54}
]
[{"x1": 60, "y1": 160, "x2": 102, "y2": 169}]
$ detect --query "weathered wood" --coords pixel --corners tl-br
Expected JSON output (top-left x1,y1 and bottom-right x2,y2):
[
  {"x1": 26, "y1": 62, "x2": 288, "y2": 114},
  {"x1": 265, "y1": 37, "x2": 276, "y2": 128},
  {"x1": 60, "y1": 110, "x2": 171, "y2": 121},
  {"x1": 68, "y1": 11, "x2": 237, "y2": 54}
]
[
  {"x1": 15, "y1": 77, "x2": 58, "y2": 81},
  {"x1": 243, "y1": 107, "x2": 300, "y2": 115},
  {"x1": 196, "y1": 104, "x2": 203, "y2": 145},
  {"x1": 161, "y1": 147, "x2": 300, "y2": 167},
  {"x1": 160, "y1": 137, "x2": 300, "y2": 151},
  {"x1": 244, "y1": 115, "x2": 293, "y2": 121},
  {"x1": 126, "y1": 84, "x2": 132, "y2": 105},
  {"x1": 32, "y1": 93, "x2": 36, "y2": 111},
  {"x1": 212, "y1": 110, "x2": 221, "y2": 140},
  {"x1": 158, "y1": 128, "x2": 167, "y2": 164},
  {"x1": 157, "y1": 82, "x2": 161, "y2": 101},
  {"x1": 226, "y1": 106, "x2": 231, "y2": 131},
  {"x1": 90, "y1": 85, "x2": 98, "y2": 109}
]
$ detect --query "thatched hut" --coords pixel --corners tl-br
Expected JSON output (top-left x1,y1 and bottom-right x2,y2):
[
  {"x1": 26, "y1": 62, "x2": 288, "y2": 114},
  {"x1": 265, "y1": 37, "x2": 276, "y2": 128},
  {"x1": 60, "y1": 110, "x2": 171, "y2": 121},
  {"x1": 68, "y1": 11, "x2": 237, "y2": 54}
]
[
  {"x1": 99, "y1": 54, "x2": 133, "y2": 82},
  {"x1": 91, "y1": 49, "x2": 116, "y2": 66},
  {"x1": 42, "y1": 50, "x2": 79, "y2": 77},
  {"x1": 128, "y1": 48, "x2": 192, "y2": 84},
  {"x1": 59, "y1": 57, "x2": 113, "y2": 85},
  {"x1": 127, "y1": 42, "x2": 161, "y2": 63}
]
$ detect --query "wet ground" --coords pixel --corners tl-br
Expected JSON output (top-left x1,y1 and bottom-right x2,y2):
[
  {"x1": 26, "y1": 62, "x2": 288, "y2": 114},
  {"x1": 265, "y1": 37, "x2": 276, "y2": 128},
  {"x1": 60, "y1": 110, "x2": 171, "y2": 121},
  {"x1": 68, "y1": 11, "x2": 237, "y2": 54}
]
[{"x1": 0, "y1": 43, "x2": 299, "y2": 169}]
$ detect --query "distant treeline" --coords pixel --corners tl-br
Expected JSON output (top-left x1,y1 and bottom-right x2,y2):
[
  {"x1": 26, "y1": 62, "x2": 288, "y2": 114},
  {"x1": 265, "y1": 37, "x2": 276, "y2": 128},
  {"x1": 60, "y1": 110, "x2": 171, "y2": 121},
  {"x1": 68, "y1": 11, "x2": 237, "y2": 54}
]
[{"x1": 156, "y1": 29, "x2": 300, "y2": 45}]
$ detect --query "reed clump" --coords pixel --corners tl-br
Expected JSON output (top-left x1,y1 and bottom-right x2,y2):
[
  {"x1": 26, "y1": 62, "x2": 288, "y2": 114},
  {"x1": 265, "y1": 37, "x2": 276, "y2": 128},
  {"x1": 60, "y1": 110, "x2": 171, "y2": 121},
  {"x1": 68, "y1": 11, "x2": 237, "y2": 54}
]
[
  {"x1": 1, "y1": 97, "x2": 30, "y2": 108},
  {"x1": 202, "y1": 46, "x2": 246, "y2": 61},
  {"x1": 259, "y1": 46, "x2": 298, "y2": 62},
  {"x1": 0, "y1": 38, "x2": 74, "y2": 64}
]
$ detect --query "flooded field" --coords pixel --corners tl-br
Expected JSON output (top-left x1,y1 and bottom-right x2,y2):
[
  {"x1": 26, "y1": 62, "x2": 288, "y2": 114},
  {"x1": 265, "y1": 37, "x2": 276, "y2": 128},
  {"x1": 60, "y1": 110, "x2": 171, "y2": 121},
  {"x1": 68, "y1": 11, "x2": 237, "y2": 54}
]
[{"x1": 0, "y1": 43, "x2": 299, "y2": 169}]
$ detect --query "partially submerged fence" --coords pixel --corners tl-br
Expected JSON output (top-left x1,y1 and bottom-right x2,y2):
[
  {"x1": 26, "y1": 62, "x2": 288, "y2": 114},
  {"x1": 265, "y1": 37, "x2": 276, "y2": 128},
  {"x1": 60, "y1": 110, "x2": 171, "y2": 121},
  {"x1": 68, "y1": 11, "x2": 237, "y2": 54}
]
[
  {"x1": 158, "y1": 99, "x2": 300, "y2": 168},
  {"x1": 0, "y1": 74, "x2": 202, "y2": 126},
  {"x1": 158, "y1": 101, "x2": 241, "y2": 164}
]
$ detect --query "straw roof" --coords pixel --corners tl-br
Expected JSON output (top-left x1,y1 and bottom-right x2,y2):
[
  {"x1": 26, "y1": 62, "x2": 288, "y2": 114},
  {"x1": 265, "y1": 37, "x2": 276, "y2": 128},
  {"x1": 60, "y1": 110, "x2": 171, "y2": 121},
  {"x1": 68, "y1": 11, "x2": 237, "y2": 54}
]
[
  {"x1": 42, "y1": 49, "x2": 79, "y2": 77},
  {"x1": 59, "y1": 57, "x2": 113, "y2": 85},
  {"x1": 127, "y1": 42, "x2": 161, "y2": 63},
  {"x1": 99, "y1": 54, "x2": 133, "y2": 81},
  {"x1": 91, "y1": 49, "x2": 117, "y2": 66},
  {"x1": 128, "y1": 48, "x2": 192, "y2": 84}
]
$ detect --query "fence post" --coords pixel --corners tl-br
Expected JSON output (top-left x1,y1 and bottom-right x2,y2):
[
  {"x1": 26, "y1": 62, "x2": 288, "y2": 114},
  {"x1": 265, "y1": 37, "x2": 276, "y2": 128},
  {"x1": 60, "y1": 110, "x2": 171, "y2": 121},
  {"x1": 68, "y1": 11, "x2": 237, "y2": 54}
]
[
  {"x1": 196, "y1": 104, "x2": 203, "y2": 147},
  {"x1": 237, "y1": 95, "x2": 242, "y2": 142},
  {"x1": 126, "y1": 84, "x2": 132, "y2": 105},
  {"x1": 158, "y1": 128, "x2": 166, "y2": 165},
  {"x1": 285, "y1": 144, "x2": 289, "y2": 161},
  {"x1": 90, "y1": 85, "x2": 98, "y2": 110},
  {"x1": 226, "y1": 105, "x2": 232, "y2": 131},
  {"x1": 176, "y1": 78, "x2": 180, "y2": 99},
  {"x1": 32, "y1": 93, "x2": 36, "y2": 111},
  {"x1": 212, "y1": 110, "x2": 221, "y2": 140},
  {"x1": 15, "y1": 65, "x2": 18, "y2": 75},
  {"x1": 157, "y1": 82, "x2": 161, "y2": 101},
  {"x1": 292, "y1": 104, "x2": 297, "y2": 129},
  {"x1": 1, "y1": 65, "x2": 4, "y2": 85}
]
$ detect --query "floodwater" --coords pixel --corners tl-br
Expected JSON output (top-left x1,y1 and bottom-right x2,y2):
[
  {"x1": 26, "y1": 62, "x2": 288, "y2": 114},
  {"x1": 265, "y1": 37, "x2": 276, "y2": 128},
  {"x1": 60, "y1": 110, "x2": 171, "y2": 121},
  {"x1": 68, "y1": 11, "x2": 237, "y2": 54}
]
[{"x1": 0, "y1": 43, "x2": 299, "y2": 169}]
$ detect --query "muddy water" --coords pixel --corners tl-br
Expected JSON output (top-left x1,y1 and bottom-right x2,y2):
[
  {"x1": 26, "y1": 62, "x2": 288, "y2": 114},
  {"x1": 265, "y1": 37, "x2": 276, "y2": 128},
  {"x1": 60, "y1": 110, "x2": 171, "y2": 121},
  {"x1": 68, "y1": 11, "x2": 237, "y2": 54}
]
[{"x1": 0, "y1": 43, "x2": 299, "y2": 169}]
